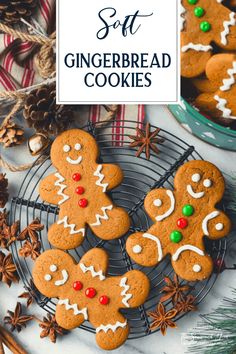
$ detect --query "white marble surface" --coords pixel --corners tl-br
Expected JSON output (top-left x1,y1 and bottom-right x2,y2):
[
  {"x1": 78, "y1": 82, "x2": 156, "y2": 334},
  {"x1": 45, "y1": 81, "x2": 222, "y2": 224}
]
[{"x1": 0, "y1": 105, "x2": 236, "y2": 354}]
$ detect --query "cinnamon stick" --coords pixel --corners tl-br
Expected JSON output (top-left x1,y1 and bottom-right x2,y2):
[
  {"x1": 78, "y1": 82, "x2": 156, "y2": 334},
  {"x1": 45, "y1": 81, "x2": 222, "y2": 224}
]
[
  {"x1": 0, "y1": 340, "x2": 4, "y2": 354},
  {"x1": 0, "y1": 324, "x2": 27, "y2": 354}
]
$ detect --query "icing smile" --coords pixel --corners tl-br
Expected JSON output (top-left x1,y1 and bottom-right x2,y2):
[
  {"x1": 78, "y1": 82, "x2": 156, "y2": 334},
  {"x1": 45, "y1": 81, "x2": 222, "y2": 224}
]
[
  {"x1": 55, "y1": 269, "x2": 69, "y2": 286},
  {"x1": 66, "y1": 156, "x2": 83, "y2": 165},
  {"x1": 187, "y1": 184, "x2": 205, "y2": 199}
]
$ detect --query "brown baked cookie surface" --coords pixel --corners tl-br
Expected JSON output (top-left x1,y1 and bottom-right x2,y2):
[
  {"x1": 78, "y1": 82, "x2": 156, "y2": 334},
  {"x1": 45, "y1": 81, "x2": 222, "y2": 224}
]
[
  {"x1": 181, "y1": 0, "x2": 236, "y2": 78},
  {"x1": 126, "y1": 160, "x2": 231, "y2": 281},
  {"x1": 33, "y1": 248, "x2": 150, "y2": 350},
  {"x1": 39, "y1": 129, "x2": 130, "y2": 249}
]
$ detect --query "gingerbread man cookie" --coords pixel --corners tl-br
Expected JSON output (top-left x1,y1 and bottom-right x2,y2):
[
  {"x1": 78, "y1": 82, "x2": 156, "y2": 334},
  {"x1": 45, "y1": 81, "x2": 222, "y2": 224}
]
[
  {"x1": 195, "y1": 54, "x2": 236, "y2": 124},
  {"x1": 181, "y1": 0, "x2": 236, "y2": 78},
  {"x1": 33, "y1": 248, "x2": 150, "y2": 350},
  {"x1": 126, "y1": 160, "x2": 231, "y2": 281},
  {"x1": 39, "y1": 129, "x2": 130, "y2": 250}
]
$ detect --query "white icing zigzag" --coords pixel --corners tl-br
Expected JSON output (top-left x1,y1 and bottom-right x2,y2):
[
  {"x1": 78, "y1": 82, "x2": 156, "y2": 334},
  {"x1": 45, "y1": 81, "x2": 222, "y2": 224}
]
[
  {"x1": 96, "y1": 320, "x2": 127, "y2": 333},
  {"x1": 220, "y1": 61, "x2": 236, "y2": 91},
  {"x1": 214, "y1": 95, "x2": 236, "y2": 119},
  {"x1": 58, "y1": 299, "x2": 88, "y2": 320},
  {"x1": 221, "y1": 12, "x2": 236, "y2": 46},
  {"x1": 94, "y1": 165, "x2": 108, "y2": 192},
  {"x1": 181, "y1": 43, "x2": 213, "y2": 53},
  {"x1": 90, "y1": 205, "x2": 113, "y2": 226},
  {"x1": 180, "y1": 3, "x2": 186, "y2": 31},
  {"x1": 57, "y1": 216, "x2": 85, "y2": 236},
  {"x1": 143, "y1": 233, "x2": 163, "y2": 262},
  {"x1": 120, "y1": 277, "x2": 132, "y2": 307},
  {"x1": 54, "y1": 173, "x2": 69, "y2": 205},
  {"x1": 80, "y1": 263, "x2": 106, "y2": 281}
]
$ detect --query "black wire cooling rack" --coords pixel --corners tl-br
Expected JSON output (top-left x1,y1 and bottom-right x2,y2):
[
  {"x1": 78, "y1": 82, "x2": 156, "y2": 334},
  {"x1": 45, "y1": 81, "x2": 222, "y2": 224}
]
[{"x1": 9, "y1": 120, "x2": 227, "y2": 340}]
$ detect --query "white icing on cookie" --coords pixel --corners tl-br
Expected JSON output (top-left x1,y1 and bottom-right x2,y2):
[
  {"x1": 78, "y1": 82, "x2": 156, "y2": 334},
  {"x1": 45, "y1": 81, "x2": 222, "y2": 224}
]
[
  {"x1": 202, "y1": 211, "x2": 220, "y2": 236},
  {"x1": 221, "y1": 12, "x2": 236, "y2": 45},
  {"x1": 180, "y1": 3, "x2": 186, "y2": 31},
  {"x1": 220, "y1": 61, "x2": 236, "y2": 92},
  {"x1": 120, "y1": 277, "x2": 132, "y2": 307},
  {"x1": 153, "y1": 199, "x2": 162, "y2": 207},
  {"x1": 66, "y1": 156, "x2": 83, "y2": 165},
  {"x1": 187, "y1": 185, "x2": 205, "y2": 199},
  {"x1": 156, "y1": 190, "x2": 175, "y2": 222},
  {"x1": 80, "y1": 263, "x2": 106, "y2": 281},
  {"x1": 93, "y1": 165, "x2": 109, "y2": 192},
  {"x1": 214, "y1": 95, "x2": 236, "y2": 119},
  {"x1": 57, "y1": 216, "x2": 85, "y2": 236},
  {"x1": 63, "y1": 144, "x2": 70, "y2": 153},
  {"x1": 90, "y1": 205, "x2": 113, "y2": 226},
  {"x1": 216, "y1": 222, "x2": 224, "y2": 231},
  {"x1": 58, "y1": 299, "x2": 88, "y2": 320},
  {"x1": 55, "y1": 269, "x2": 69, "y2": 286},
  {"x1": 193, "y1": 264, "x2": 202, "y2": 273},
  {"x1": 181, "y1": 43, "x2": 213, "y2": 52},
  {"x1": 192, "y1": 173, "x2": 201, "y2": 182},
  {"x1": 74, "y1": 143, "x2": 81, "y2": 151},
  {"x1": 44, "y1": 274, "x2": 51, "y2": 281},
  {"x1": 132, "y1": 245, "x2": 142, "y2": 254},
  {"x1": 54, "y1": 172, "x2": 69, "y2": 205},
  {"x1": 203, "y1": 179, "x2": 212, "y2": 188},
  {"x1": 50, "y1": 264, "x2": 57, "y2": 272},
  {"x1": 96, "y1": 321, "x2": 127, "y2": 333},
  {"x1": 172, "y1": 245, "x2": 205, "y2": 261},
  {"x1": 143, "y1": 233, "x2": 163, "y2": 262}
]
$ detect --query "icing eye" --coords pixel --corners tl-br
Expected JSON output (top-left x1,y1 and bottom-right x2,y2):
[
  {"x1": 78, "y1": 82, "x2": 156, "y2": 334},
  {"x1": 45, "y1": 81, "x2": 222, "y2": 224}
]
[
  {"x1": 44, "y1": 274, "x2": 52, "y2": 281},
  {"x1": 153, "y1": 199, "x2": 162, "y2": 207},
  {"x1": 75, "y1": 143, "x2": 82, "y2": 151},
  {"x1": 193, "y1": 264, "x2": 201, "y2": 273},
  {"x1": 50, "y1": 264, "x2": 57, "y2": 272},
  {"x1": 216, "y1": 223, "x2": 224, "y2": 231},
  {"x1": 133, "y1": 245, "x2": 142, "y2": 254},
  {"x1": 191, "y1": 173, "x2": 201, "y2": 182},
  {"x1": 63, "y1": 144, "x2": 71, "y2": 152},
  {"x1": 203, "y1": 179, "x2": 212, "y2": 188}
]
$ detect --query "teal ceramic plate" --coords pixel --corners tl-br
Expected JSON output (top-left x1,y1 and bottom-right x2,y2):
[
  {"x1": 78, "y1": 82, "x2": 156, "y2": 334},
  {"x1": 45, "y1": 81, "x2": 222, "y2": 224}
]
[{"x1": 169, "y1": 99, "x2": 236, "y2": 151}]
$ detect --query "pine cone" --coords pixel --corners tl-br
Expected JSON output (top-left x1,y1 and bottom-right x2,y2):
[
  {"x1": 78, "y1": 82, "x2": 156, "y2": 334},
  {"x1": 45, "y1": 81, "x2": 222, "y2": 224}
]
[
  {"x1": 0, "y1": 120, "x2": 24, "y2": 148},
  {"x1": 0, "y1": 0, "x2": 38, "y2": 25},
  {"x1": 0, "y1": 174, "x2": 8, "y2": 209},
  {"x1": 23, "y1": 84, "x2": 74, "y2": 136}
]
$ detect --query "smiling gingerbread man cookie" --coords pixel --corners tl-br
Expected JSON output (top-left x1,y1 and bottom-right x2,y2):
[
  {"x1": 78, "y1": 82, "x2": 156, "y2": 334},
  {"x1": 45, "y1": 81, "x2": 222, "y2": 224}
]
[
  {"x1": 126, "y1": 160, "x2": 231, "y2": 281},
  {"x1": 33, "y1": 248, "x2": 150, "y2": 350},
  {"x1": 181, "y1": 0, "x2": 236, "y2": 78},
  {"x1": 39, "y1": 129, "x2": 130, "y2": 250}
]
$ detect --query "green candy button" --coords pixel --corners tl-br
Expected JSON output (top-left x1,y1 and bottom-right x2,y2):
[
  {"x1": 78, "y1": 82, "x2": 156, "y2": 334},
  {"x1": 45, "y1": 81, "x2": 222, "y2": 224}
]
[
  {"x1": 182, "y1": 204, "x2": 194, "y2": 217},
  {"x1": 200, "y1": 21, "x2": 211, "y2": 32},
  {"x1": 194, "y1": 6, "x2": 205, "y2": 17},
  {"x1": 170, "y1": 230, "x2": 183, "y2": 243},
  {"x1": 188, "y1": 0, "x2": 198, "y2": 4}
]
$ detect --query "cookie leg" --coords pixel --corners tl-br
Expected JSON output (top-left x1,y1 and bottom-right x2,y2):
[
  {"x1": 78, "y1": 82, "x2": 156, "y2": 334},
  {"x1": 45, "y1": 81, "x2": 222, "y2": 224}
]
[
  {"x1": 89, "y1": 207, "x2": 130, "y2": 240},
  {"x1": 48, "y1": 217, "x2": 86, "y2": 250},
  {"x1": 171, "y1": 250, "x2": 213, "y2": 281},
  {"x1": 126, "y1": 232, "x2": 163, "y2": 267}
]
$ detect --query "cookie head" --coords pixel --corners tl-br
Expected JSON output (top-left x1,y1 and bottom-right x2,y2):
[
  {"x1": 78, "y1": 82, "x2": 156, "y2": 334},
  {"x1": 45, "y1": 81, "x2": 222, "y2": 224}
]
[
  {"x1": 33, "y1": 250, "x2": 75, "y2": 298},
  {"x1": 51, "y1": 129, "x2": 99, "y2": 170},
  {"x1": 174, "y1": 160, "x2": 225, "y2": 203}
]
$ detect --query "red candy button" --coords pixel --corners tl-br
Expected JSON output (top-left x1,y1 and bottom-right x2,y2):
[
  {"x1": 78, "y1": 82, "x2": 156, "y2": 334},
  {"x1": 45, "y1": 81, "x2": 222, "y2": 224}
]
[
  {"x1": 75, "y1": 186, "x2": 85, "y2": 195},
  {"x1": 73, "y1": 281, "x2": 83, "y2": 291},
  {"x1": 72, "y1": 173, "x2": 81, "y2": 182},
  {"x1": 177, "y1": 217, "x2": 188, "y2": 229},
  {"x1": 99, "y1": 295, "x2": 109, "y2": 305},
  {"x1": 85, "y1": 287, "x2": 96, "y2": 298},
  {"x1": 78, "y1": 198, "x2": 88, "y2": 208}
]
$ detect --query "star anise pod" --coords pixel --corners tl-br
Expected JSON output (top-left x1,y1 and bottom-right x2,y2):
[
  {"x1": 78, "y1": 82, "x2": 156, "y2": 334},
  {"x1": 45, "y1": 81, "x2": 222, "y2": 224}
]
[
  {"x1": 0, "y1": 221, "x2": 19, "y2": 249},
  {"x1": 39, "y1": 314, "x2": 65, "y2": 343},
  {"x1": 0, "y1": 173, "x2": 8, "y2": 208},
  {"x1": 18, "y1": 218, "x2": 44, "y2": 243},
  {"x1": 0, "y1": 209, "x2": 8, "y2": 226},
  {"x1": 160, "y1": 274, "x2": 190, "y2": 305},
  {"x1": 0, "y1": 250, "x2": 19, "y2": 287},
  {"x1": 18, "y1": 280, "x2": 37, "y2": 308},
  {"x1": 19, "y1": 240, "x2": 41, "y2": 260},
  {"x1": 148, "y1": 302, "x2": 178, "y2": 335},
  {"x1": 175, "y1": 295, "x2": 197, "y2": 313},
  {"x1": 4, "y1": 302, "x2": 33, "y2": 333},
  {"x1": 129, "y1": 122, "x2": 164, "y2": 160}
]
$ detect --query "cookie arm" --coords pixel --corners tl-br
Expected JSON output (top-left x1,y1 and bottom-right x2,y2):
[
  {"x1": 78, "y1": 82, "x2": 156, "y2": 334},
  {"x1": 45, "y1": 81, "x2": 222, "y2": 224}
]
[
  {"x1": 144, "y1": 188, "x2": 176, "y2": 222},
  {"x1": 39, "y1": 173, "x2": 67, "y2": 205},
  {"x1": 203, "y1": 210, "x2": 231, "y2": 240},
  {"x1": 94, "y1": 164, "x2": 123, "y2": 191},
  {"x1": 79, "y1": 248, "x2": 109, "y2": 275}
]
